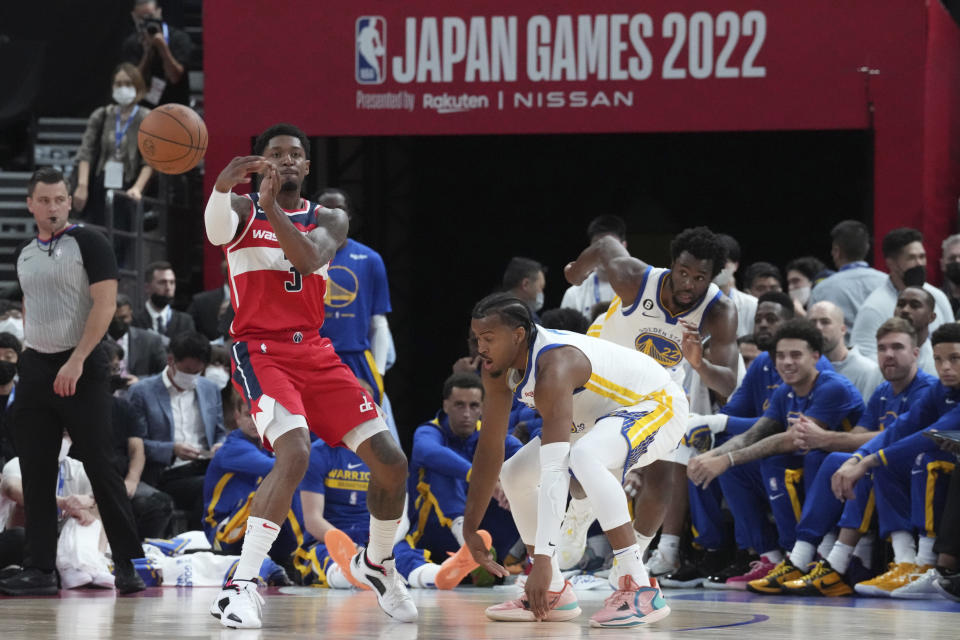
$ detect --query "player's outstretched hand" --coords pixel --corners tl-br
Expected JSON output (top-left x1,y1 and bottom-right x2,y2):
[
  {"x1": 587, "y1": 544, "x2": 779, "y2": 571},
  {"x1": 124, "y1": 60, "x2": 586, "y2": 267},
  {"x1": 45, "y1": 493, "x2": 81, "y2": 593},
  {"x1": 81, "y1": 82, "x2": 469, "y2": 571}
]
[
  {"x1": 214, "y1": 155, "x2": 268, "y2": 192},
  {"x1": 679, "y1": 319, "x2": 704, "y2": 369},
  {"x1": 524, "y1": 559, "x2": 553, "y2": 621},
  {"x1": 464, "y1": 529, "x2": 508, "y2": 578}
]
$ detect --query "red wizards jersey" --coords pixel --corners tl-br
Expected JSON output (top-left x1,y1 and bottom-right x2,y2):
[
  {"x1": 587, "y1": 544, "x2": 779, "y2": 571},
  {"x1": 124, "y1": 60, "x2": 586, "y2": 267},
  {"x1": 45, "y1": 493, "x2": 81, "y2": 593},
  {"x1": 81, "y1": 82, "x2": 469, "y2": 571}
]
[{"x1": 224, "y1": 192, "x2": 329, "y2": 339}]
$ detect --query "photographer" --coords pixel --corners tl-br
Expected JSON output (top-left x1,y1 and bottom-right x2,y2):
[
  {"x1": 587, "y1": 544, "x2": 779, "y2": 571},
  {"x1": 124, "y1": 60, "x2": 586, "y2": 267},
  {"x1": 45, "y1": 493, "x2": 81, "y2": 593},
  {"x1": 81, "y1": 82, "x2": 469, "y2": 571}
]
[{"x1": 122, "y1": 0, "x2": 193, "y2": 106}]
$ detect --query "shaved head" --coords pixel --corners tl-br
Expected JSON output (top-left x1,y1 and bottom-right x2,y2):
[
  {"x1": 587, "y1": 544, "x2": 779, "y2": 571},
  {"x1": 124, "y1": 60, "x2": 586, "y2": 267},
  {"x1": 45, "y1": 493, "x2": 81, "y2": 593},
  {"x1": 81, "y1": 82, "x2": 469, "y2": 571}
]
[{"x1": 809, "y1": 300, "x2": 847, "y2": 354}]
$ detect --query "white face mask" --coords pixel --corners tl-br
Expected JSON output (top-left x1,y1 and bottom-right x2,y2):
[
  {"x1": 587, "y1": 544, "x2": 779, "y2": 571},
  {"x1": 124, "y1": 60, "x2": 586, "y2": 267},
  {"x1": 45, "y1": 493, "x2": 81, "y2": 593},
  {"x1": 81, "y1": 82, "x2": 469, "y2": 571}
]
[
  {"x1": 0, "y1": 317, "x2": 23, "y2": 342},
  {"x1": 204, "y1": 366, "x2": 231, "y2": 390},
  {"x1": 171, "y1": 365, "x2": 199, "y2": 390},
  {"x1": 533, "y1": 291, "x2": 545, "y2": 312},
  {"x1": 790, "y1": 286, "x2": 812, "y2": 307},
  {"x1": 713, "y1": 264, "x2": 736, "y2": 288},
  {"x1": 113, "y1": 86, "x2": 137, "y2": 106}
]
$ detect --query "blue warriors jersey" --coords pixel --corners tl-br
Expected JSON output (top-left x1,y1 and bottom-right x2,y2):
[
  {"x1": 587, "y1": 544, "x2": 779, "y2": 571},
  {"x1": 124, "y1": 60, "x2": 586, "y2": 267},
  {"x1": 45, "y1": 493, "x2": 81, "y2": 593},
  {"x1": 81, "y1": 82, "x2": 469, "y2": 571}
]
[
  {"x1": 203, "y1": 430, "x2": 276, "y2": 544},
  {"x1": 857, "y1": 371, "x2": 937, "y2": 432},
  {"x1": 320, "y1": 239, "x2": 391, "y2": 353},
  {"x1": 762, "y1": 369, "x2": 865, "y2": 431},
  {"x1": 722, "y1": 351, "x2": 834, "y2": 418},
  {"x1": 301, "y1": 440, "x2": 370, "y2": 542}
]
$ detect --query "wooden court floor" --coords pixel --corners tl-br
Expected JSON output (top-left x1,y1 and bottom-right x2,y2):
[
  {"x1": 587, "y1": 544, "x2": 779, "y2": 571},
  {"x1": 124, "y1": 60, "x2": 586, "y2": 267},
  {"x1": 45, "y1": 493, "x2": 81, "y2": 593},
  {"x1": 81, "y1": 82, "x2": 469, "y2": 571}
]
[{"x1": 1, "y1": 585, "x2": 958, "y2": 639}]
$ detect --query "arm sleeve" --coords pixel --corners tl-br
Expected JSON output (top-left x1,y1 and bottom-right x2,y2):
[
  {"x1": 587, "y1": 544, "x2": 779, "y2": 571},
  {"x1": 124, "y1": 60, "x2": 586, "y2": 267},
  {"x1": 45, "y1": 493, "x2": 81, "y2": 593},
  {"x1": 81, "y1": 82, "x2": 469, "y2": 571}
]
[
  {"x1": 74, "y1": 228, "x2": 119, "y2": 284},
  {"x1": 368, "y1": 314, "x2": 390, "y2": 374},
  {"x1": 216, "y1": 439, "x2": 275, "y2": 477},
  {"x1": 300, "y1": 444, "x2": 330, "y2": 494},
  {"x1": 411, "y1": 426, "x2": 471, "y2": 481},
  {"x1": 74, "y1": 107, "x2": 106, "y2": 164},
  {"x1": 204, "y1": 189, "x2": 240, "y2": 246},
  {"x1": 804, "y1": 380, "x2": 865, "y2": 430}
]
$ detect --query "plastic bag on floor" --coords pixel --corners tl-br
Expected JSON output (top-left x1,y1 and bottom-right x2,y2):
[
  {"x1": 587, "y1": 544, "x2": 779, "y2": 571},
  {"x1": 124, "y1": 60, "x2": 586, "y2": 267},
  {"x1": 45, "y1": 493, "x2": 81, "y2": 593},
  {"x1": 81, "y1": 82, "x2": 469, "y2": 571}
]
[{"x1": 56, "y1": 518, "x2": 112, "y2": 583}]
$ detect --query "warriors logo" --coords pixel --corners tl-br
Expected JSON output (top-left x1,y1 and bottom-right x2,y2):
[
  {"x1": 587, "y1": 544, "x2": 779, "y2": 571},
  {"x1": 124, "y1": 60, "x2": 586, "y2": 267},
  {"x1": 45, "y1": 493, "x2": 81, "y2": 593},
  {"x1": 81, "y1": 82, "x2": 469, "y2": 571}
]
[
  {"x1": 324, "y1": 265, "x2": 359, "y2": 308},
  {"x1": 634, "y1": 333, "x2": 682, "y2": 367}
]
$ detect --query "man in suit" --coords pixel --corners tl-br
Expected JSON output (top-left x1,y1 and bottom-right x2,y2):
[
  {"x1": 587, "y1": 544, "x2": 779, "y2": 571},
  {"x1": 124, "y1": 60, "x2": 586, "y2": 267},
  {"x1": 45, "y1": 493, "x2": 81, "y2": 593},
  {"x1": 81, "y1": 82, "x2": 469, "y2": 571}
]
[
  {"x1": 108, "y1": 294, "x2": 167, "y2": 380},
  {"x1": 187, "y1": 260, "x2": 230, "y2": 341},
  {"x1": 132, "y1": 261, "x2": 196, "y2": 339},
  {"x1": 127, "y1": 331, "x2": 225, "y2": 529}
]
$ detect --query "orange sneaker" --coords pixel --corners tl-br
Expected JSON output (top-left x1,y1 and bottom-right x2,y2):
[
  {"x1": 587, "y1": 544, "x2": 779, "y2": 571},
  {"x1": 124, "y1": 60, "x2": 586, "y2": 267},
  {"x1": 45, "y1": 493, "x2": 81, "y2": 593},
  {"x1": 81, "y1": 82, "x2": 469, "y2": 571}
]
[
  {"x1": 435, "y1": 530, "x2": 492, "y2": 590},
  {"x1": 324, "y1": 529, "x2": 369, "y2": 590}
]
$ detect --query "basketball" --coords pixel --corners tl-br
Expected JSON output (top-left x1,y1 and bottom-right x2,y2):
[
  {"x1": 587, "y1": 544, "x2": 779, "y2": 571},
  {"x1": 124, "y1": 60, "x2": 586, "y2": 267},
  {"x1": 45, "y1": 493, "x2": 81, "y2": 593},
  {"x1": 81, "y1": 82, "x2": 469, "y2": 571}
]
[{"x1": 137, "y1": 103, "x2": 208, "y2": 174}]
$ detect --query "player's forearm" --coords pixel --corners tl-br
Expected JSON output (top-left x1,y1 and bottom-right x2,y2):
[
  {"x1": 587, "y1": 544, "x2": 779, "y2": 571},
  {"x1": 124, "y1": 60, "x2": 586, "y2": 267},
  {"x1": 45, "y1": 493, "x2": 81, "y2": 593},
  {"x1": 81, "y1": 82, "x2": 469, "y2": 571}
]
[
  {"x1": 693, "y1": 359, "x2": 737, "y2": 397},
  {"x1": 568, "y1": 236, "x2": 629, "y2": 281},
  {"x1": 712, "y1": 418, "x2": 778, "y2": 455},
  {"x1": 729, "y1": 431, "x2": 797, "y2": 465},
  {"x1": 823, "y1": 430, "x2": 876, "y2": 453},
  {"x1": 126, "y1": 439, "x2": 145, "y2": 485},
  {"x1": 264, "y1": 204, "x2": 329, "y2": 275}
]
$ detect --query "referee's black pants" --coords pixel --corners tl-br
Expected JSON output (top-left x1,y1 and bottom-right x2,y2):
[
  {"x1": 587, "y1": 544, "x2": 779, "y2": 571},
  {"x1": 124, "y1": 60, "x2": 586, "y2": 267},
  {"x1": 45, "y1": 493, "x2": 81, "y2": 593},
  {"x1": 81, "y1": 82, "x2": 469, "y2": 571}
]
[{"x1": 12, "y1": 344, "x2": 143, "y2": 572}]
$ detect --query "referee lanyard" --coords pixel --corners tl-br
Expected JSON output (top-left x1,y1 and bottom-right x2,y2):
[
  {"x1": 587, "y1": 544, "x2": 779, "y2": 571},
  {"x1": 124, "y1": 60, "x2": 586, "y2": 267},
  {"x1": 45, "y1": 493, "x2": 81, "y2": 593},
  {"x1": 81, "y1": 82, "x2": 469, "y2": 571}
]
[{"x1": 115, "y1": 105, "x2": 140, "y2": 159}]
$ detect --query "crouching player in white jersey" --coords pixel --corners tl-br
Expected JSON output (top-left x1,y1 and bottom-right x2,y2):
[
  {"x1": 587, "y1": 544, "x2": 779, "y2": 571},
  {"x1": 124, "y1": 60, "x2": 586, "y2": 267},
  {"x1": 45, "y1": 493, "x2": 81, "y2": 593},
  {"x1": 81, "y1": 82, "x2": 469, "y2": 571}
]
[
  {"x1": 562, "y1": 226, "x2": 739, "y2": 577},
  {"x1": 462, "y1": 293, "x2": 688, "y2": 628}
]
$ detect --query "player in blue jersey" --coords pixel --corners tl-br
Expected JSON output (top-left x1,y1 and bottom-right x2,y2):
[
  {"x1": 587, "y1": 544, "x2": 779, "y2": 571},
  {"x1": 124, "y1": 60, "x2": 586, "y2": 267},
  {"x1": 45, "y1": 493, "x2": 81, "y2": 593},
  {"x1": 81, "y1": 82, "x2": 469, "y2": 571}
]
[
  {"x1": 688, "y1": 318, "x2": 865, "y2": 593},
  {"x1": 317, "y1": 188, "x2": 399, "y2": 441},
  {"x1": 202, "y1": 397, "x2": 306, "y2": 563},
  {"x1": 756, "y1": 318, "x2": 936, "y2": 596},
  {"x1": 825, "y1": 322, "x2": 960, "y2": 598},
  {"x1": 295, "y1": 437, "x2": 483, "y2": 592},
  {"x1": 408, "y1": 373, "x2": 523, "y2": 572}
]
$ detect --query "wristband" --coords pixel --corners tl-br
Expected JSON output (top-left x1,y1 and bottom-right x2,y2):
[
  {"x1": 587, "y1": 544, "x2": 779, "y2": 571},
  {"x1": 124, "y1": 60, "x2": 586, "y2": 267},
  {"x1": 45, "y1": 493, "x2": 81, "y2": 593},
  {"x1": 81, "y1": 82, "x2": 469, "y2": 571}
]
[{"x1": 727, "y1": 451, "x2": 736, "y2": 467}]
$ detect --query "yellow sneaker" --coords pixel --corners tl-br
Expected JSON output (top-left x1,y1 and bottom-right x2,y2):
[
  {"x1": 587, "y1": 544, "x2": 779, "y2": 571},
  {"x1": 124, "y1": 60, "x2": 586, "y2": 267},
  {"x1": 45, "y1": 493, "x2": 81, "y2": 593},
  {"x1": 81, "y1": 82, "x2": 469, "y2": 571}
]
[
  {"x1": 854, "y1": 563, "x2": 929, "y2": 597},
  {"x1": 781, "y1": 560, "x2": 853, "y2": 597},
  {"x1": 746, "y1": 559, "x2": 804, "y2": 594}
]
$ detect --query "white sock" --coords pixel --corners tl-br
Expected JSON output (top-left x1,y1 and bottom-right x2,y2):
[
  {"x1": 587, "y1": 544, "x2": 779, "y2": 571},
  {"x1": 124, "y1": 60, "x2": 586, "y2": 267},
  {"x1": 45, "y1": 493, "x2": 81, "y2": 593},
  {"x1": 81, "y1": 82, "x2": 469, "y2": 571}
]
[
  {"x1": 656, "y1": 534, "x2": 680, "y2": 564},
  {"x1": 613, "y1": 543, "x2": 649, "y2": 587},
  {"x1": 407, "y1": 563, "x2": 441, "y2": 589},
  {"x1": 450, "y1": 516, "x2": 465, "y2": 546},
  {"x1": 549, "y1": 554, "x2": 565, "y2": 591},
  {"x1": 326, "y1": 563, "x2": 352, "y2": 589},
  {"x1": 826, "y1": 542, "x2": 854, "y2": 576},
  {"x1": 762, "y1": 550, "x2": 784, "y2": 564},
  {"x1": 917, "y1": 536, "x2": 937, "y2": 567},
  {"x1": 853, "y1": 534, "x2": 873, "y2": 569},
  {"x1": 818, "y1": 531, "x2": 838, "y2": 559},
  {"x1": 233, "y1": 516, "x2": 280, "y2": 582},
  {"x1": 789, "y1": 541, "x2": 816, "y2": 569},
  {"x1": 634, "y1": 531, "x2": 654, "y2": 559},
  {"x1": 891, "y1": 531, "x2": 917, "y2": 565},
  {"x1": 368, "y1": 515, "x2": 401, "y2": 564}
]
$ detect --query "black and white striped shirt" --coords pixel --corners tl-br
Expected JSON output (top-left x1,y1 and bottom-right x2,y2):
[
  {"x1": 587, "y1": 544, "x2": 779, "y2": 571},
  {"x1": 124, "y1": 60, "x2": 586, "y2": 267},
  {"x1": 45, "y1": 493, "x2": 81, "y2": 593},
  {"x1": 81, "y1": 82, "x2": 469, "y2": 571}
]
[{"x1": 15, "y1": 225, "x2": 118, "y2": 353}]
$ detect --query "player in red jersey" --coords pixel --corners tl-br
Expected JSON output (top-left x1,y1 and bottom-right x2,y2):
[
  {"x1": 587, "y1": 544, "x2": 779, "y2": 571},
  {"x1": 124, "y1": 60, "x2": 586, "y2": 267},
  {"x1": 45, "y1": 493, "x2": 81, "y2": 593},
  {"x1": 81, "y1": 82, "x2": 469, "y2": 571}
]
[{"x1": 203, "y1": 124, "x2": 415, "y2": 628}]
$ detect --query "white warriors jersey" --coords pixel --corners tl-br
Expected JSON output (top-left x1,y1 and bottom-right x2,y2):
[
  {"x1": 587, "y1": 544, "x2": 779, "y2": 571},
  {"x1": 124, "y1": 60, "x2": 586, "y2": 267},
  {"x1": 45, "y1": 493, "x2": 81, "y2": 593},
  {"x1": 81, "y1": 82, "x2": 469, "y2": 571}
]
[
  {"x1": 587, "y1": 266, "x2": 722, "y2": 386},
  {"x1": 507, "y1": 325, "x2": 673, "y2": 440}
]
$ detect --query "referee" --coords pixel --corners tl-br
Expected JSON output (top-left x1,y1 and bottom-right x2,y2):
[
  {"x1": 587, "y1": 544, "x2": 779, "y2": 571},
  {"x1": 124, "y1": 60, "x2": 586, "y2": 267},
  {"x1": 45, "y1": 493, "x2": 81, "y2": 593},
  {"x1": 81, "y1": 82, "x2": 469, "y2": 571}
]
[{"x1": 0, "y1": 168, "x2": 144, "y2": 596}]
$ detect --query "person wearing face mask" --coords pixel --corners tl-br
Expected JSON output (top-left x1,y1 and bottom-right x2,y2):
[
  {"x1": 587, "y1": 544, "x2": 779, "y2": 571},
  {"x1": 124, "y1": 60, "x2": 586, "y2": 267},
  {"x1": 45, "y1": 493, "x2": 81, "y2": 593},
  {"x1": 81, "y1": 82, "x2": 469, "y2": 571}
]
[
  {"x1": 126, "y1": 331, "x2": 225, "y2": 531},
  {"x1": 714, "y1": 234, "x2": 757, "y2": 338},
  {"x1": 785, "y1": 256, "x2": 831, "y2": 317},
  {"x1": 131, "y1": 261, "x2": 196, "y2": 338},
  {"x1": 72, "y1": 63, "x2": 153, "y2": 225},
  {"x1": 0, "y1": 303, "x2": 24, "y2": 344},
  {"x1": 108, "y1": 293, "x2": 167, "y2": 379},
  {"x1": 0, "y1": 332, "x2": 21, "y2": 468},
  {"x1": 939, "y1": 234, "x2": 960, "y2": 317},
  {"x1": 851, "y1": 228, "x2": 956, "y2": 360},
  {"x1": 122, "y1": 0, "x2": 193, "y2": 107},
  {"x1": 502, "y1": 257, "x2": 547, "y2": 323}
]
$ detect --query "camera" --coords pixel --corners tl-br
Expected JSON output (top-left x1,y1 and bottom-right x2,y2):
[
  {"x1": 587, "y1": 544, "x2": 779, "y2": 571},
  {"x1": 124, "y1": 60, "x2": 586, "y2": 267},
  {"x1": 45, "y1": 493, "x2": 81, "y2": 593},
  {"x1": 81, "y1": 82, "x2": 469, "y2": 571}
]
[{"x1": 140, "y1": 16, "x2": 163, "y2": 36}]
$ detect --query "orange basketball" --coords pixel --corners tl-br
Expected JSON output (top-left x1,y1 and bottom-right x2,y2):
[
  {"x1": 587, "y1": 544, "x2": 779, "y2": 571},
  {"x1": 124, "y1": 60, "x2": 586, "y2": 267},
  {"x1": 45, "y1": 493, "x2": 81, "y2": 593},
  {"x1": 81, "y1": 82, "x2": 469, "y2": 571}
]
[{"x1": 137, "y1": 103, "x2": 208, "y2": 174}]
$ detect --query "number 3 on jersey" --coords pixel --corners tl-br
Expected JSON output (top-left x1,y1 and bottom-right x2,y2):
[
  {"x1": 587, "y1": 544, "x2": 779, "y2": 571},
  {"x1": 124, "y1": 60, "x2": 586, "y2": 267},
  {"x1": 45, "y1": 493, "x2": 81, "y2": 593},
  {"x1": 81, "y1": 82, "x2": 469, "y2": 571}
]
[{"x1": 285, "y1": 266, "x2": 302, "y2": 292}]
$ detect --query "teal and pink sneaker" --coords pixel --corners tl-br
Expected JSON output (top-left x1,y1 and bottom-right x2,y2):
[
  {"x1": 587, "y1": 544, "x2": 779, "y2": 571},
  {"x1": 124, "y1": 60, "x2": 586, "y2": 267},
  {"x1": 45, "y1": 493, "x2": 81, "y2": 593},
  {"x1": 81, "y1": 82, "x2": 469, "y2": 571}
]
[
  {"x1": 484, "y1": 580, "x2": 581, "y2": 622},
  {"x1": 589, "y1": 576, "x2": 671, "y2": 628}
]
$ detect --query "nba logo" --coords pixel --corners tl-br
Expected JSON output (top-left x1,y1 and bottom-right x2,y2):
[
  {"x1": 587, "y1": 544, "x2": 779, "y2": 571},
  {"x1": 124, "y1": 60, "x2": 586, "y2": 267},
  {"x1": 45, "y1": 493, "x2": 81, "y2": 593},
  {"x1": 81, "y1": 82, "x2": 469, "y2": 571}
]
[{"x1": 356, "y1": 16, "x2": 386, "y2": 84}]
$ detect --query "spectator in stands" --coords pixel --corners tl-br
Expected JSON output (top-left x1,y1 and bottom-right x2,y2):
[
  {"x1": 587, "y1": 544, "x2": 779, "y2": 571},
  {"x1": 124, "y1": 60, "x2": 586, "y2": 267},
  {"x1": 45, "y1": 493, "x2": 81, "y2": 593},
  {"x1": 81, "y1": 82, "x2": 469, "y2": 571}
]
[
  {"x1": 560, "y1": 215, "x2": 623, "y2": 320},
  {"x1": 810, "y1": 220, "x2": 888, "y2": 332},
  {"x1": 786, "y1": 256, "x2": 829, "y2": 316},
  {"x1": 102, "y1": 341, "x2": 173, "y2": 539},
  {"x1": 0, "y1": 332, "x2": 19, "y2": 467},
  {"x1": 73, "y1": 63, "x2": 153, "y2": 225},
  {"x1": 715, "y1": 234, "x2": 757, "y2": 337},
  {"x1": 408, "y1": 373, "x2": 522, "y2": 566},
  {"x1": 940, "y1": 234, "x2": 960, "y2": 317},
  {"x1": 808, "y1": 301, "x2": 882, "y2": 400},
  {"x1": 502, "y1": 257, "x2": 546, "y2": 322},
  {"x1": 896, "y1": 287, "x2": 939, "y2": 376},
  {"x1": 108, "y1": 293, "x2": 166, "y2": 379},
  {"x1": 122, "y1": 0, "x2": 193, "y2": 107},
  {"x1": 132, "y1": 261, "x2": 196, "y2": 338},
  {"x1": 128, "y1": 331, "x2": 225, "y2": 530},
  {"x1": 187, "y1": 261, "x2": 231, "y2": 342},
  {"x1": 851, "y1": 228, "x2": 955, "y2": 359},
  {"x1": 0, "y1": 302, "x2": 23, "y2": 343},
  {"x1": 738, "y1": 335, "x2": 760, "y2": 371},
  {"x1": 743, "y1": 262, "x2": 783, "y2": 298}
]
